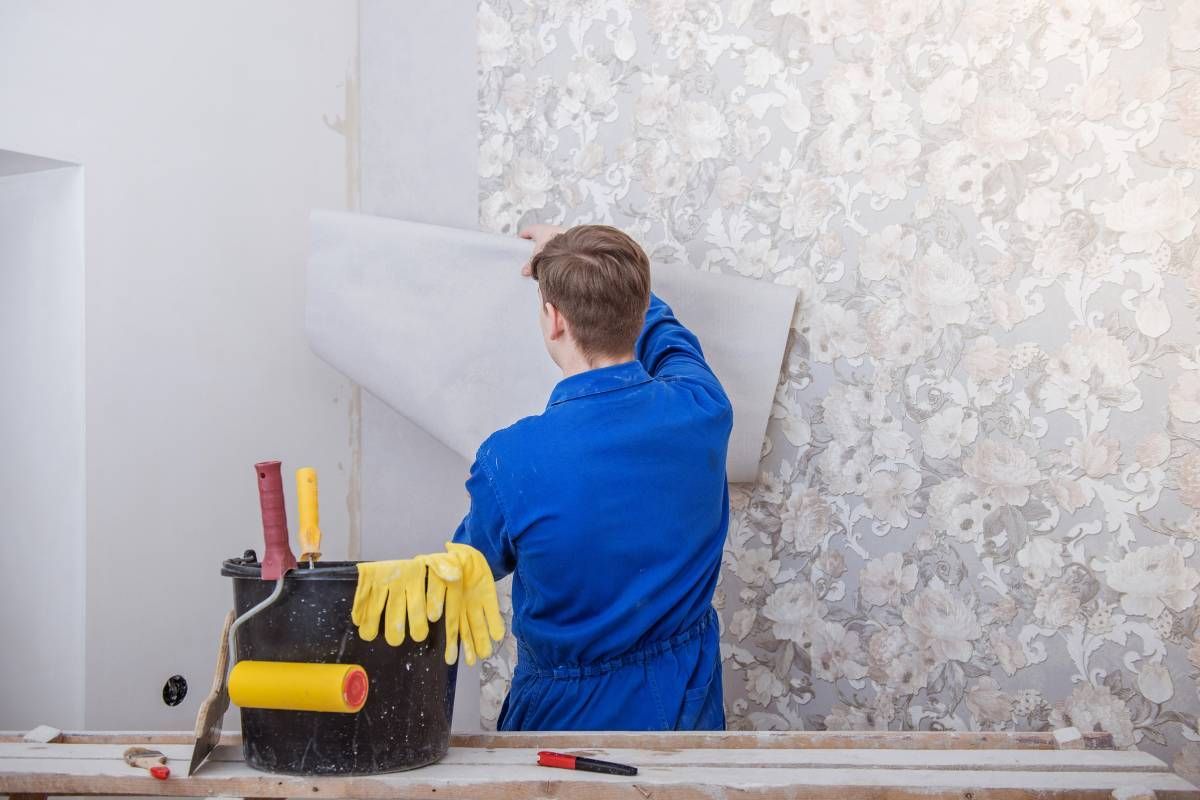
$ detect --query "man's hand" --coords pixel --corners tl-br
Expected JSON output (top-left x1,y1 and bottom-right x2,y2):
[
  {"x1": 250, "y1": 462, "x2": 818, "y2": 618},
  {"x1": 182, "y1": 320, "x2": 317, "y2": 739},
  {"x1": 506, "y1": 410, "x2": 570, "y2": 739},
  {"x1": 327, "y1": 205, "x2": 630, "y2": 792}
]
[{"x1": 519, "y1": 223, "x2": 567, "y2": 277}]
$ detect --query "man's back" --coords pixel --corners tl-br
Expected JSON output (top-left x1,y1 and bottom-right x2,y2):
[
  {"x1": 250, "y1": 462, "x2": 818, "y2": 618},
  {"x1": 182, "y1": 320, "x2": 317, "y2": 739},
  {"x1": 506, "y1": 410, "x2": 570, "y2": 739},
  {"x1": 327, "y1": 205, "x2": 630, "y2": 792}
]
[{"x1": 453, "y1": 293, "x2": 732, "y2": 730}]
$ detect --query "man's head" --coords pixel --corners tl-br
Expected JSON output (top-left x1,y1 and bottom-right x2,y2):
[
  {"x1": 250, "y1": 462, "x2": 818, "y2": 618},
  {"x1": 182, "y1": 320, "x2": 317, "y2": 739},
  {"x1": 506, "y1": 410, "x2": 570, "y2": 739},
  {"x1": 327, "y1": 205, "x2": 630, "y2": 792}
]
[{"x1": 528, "y1": 224, "x2": 651, "y2": 373}]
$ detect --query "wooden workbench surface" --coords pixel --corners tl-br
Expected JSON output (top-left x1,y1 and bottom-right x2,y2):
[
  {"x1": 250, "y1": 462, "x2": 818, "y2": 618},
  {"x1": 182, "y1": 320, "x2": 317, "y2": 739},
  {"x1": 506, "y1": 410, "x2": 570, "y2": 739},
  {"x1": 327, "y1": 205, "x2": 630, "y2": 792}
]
[{"x1": 1, "y1": 730, "x2": 1196, "y2": 799}]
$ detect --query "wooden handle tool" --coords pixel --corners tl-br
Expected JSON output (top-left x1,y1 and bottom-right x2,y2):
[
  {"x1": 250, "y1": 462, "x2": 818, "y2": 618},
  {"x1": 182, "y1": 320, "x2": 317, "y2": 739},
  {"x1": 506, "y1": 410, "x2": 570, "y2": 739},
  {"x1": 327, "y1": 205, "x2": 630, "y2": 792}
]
[
  {"x1": 296, "y1": 467, "x2": 322, "y2": 566},
  {"x1": 255, "y1": 460, "x2": 297, "y2": 580}
]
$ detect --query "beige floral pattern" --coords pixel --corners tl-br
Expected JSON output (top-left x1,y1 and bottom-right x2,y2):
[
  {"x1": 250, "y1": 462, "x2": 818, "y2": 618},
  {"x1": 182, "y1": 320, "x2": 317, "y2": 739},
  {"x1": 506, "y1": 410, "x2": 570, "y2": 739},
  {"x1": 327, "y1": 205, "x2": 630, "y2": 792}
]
[{"x1": 476, "y1": 0, "x2": 1200, "y2": 776}]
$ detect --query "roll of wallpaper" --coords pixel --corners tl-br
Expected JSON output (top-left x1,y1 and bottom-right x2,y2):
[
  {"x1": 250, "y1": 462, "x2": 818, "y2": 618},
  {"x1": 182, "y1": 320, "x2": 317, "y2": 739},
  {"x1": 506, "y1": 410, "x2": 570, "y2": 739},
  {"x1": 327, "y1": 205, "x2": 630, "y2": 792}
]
[
  {"x1": 306, "y1": 210, "x2": 797, "y2": 483},
  {"x1": 229, "y1": 661, "x2": 368, "y2": 713}
]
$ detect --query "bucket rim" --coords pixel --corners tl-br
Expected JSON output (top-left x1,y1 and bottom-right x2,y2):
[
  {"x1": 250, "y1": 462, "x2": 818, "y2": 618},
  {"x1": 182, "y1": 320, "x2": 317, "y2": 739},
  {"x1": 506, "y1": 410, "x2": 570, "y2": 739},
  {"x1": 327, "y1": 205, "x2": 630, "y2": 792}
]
[{"x1": 221, "y1": 555, "x2": 360, "y2": 580}]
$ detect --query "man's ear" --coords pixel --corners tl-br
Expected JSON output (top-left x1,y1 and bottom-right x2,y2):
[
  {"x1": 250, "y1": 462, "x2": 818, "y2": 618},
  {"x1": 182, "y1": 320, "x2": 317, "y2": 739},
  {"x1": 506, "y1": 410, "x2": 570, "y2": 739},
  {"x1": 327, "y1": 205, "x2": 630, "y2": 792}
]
[{"x1": 544, "y1": 302, "x2": 567, "y2": 341}]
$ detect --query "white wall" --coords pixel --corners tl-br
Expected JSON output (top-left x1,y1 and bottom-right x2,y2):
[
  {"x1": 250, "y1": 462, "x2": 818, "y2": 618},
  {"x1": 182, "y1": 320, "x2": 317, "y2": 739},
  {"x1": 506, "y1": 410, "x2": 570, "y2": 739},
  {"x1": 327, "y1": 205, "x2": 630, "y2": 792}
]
[
  {"x1": 0, "y1": 1, "x2": 357, "y2": 729},
  {"x1": 358, "y1": 0, "x2": 483, "y2": 730},
  {"x1": 0, "y1": 154, "x2": 85, "y2": 730}
]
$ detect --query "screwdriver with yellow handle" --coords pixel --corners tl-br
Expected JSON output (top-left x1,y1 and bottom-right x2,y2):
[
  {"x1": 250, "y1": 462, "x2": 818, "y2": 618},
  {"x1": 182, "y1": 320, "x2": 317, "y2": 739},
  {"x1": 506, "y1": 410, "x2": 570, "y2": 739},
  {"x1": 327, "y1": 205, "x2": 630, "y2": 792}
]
[{"x1": 296, "y1": 467, "x2": 322, "y2": 567}]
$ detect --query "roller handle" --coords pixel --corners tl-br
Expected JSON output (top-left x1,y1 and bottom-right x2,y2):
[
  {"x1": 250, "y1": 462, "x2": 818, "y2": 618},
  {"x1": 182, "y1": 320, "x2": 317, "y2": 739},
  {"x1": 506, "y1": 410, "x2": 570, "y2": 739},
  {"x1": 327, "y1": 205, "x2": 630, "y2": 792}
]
[
  {"x1": 296, "y1": 467, "x2": 322, "y2": 564},
  {"x1": 255, "y1": 460, "x2": 296, "y2": 581}
]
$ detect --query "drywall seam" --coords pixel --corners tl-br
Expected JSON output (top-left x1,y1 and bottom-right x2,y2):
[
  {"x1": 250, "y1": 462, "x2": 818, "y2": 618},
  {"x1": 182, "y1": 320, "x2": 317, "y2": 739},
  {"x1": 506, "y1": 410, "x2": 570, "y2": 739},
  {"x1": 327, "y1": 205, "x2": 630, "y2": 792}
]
[{"x1": 324, "y1": 51, "x2": 364, "y2": 560}]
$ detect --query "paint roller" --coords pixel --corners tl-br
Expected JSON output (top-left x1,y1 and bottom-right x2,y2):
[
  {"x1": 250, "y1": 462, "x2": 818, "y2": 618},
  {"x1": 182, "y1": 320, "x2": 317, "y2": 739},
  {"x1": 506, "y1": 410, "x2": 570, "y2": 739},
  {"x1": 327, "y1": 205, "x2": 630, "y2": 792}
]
[{"x1": 226, "y1": 461, "x2": 368, "y2": 714}]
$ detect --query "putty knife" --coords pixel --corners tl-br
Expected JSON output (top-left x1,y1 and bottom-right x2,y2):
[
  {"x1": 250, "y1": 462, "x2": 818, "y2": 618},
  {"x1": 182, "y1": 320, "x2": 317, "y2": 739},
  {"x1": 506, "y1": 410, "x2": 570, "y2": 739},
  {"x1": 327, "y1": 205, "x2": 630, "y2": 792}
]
[{"x1": 188, "y1": 609, "x2": 234, "y2": 776}]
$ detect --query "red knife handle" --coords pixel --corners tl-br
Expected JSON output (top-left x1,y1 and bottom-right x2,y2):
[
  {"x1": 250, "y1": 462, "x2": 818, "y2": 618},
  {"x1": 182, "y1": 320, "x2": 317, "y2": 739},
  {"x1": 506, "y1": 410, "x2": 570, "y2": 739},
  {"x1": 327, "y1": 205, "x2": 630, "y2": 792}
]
[
  {"x1": 538, "y1": 751, "x2": 637, "y2": 776},
  {"x1": 537, "y1": 751, "x2": 577, "y2": 770},
  {"x1": 255, "y1": 460, "x2": 296, "y2": 581}
]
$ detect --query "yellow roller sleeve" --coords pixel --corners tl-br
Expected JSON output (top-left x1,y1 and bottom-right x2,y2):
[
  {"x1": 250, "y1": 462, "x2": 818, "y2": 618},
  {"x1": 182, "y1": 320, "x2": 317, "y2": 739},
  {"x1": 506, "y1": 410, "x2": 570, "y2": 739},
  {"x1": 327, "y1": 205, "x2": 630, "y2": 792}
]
[
  {"x1": 296, "y1": 467, "x2": 322, "y2": 563},
  {"x1": 229, "y1": 661, "x2": 368, "y2": 713}
]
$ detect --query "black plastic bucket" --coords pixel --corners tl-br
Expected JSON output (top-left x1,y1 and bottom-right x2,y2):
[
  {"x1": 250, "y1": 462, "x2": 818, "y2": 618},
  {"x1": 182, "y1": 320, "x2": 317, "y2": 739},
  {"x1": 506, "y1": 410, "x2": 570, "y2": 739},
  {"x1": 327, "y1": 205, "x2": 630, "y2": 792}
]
[{"x1": 221, "y1": 553, "x2": 458, "y2": 775}]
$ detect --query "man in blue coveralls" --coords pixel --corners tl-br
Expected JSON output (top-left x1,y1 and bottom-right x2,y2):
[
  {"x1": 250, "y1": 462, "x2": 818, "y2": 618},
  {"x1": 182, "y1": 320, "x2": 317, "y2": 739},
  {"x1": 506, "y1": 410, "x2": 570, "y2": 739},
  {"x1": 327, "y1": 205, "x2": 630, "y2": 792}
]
[{"x1": 451, "y1": 222, "x2": 731, "y2": 731}]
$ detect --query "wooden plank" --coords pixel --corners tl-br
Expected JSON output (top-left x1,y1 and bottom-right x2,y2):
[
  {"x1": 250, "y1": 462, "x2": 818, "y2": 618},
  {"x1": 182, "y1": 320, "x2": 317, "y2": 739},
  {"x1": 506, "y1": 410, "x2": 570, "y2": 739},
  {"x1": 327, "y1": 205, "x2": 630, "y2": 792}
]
[
  {"x1": 1056, "y1": 727, "x2": 1085, "y2": 750},
  {"x1": 377, "y1": 746, "x2": 1175, "y2": 772},
  {"x1": 1113, "y1": 789, "x2": 1160, "y2": 800},
  {"x1": 0, "y1": 729, "x2": 1119, "y2": 750},
  {"x1": 0, "y1": 744, "x2": 220, "y2": 763},
  {"x1": 462, "y1": 729, "x2": 1122, "y2": 750},
  {"x1": 0, "y1": 731, "x2": 238, "y2": 746},
  {"x1": 0, "y1": 759, "x2": 1196, "y2": 799},
  {"x1": 0, "y1": 742, "x2": 1170, "y2": 773}
]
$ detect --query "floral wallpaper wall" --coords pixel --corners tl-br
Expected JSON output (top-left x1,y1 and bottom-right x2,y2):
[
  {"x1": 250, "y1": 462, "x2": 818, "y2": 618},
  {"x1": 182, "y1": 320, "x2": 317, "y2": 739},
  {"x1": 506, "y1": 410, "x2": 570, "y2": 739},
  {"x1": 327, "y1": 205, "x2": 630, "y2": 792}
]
[{"x1": 475, "y1": 0, "x2": 1200, "y2": 775}]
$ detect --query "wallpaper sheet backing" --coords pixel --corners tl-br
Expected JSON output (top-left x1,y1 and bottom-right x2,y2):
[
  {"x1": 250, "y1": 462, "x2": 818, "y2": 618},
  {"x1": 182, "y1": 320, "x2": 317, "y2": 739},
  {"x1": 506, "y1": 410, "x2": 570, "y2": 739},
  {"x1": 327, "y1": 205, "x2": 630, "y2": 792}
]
[{"x1": 475, "y1": 0, "x2": 1200, "y2": 775}]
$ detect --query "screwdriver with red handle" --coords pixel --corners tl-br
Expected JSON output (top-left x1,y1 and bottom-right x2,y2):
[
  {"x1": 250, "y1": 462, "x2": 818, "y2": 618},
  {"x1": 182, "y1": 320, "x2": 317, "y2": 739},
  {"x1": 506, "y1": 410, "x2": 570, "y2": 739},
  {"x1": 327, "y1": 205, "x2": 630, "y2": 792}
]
[{"x1": 537, "y1": 751, "x2": 638, "y2": 776}]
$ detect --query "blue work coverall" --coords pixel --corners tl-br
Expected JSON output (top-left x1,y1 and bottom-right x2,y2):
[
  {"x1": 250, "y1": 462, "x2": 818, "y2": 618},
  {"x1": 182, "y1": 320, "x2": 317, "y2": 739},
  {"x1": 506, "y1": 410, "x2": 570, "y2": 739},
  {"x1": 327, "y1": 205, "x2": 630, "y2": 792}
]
[{"x1": 452, "y1": 293, "x2": 731, "y2": 731}]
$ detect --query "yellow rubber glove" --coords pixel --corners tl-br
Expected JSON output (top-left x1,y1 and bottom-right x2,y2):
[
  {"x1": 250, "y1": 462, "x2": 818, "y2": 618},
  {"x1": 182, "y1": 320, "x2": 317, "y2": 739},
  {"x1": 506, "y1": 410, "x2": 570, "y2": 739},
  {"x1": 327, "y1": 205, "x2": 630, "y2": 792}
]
[
  {"x1": 352, "y1": 560, "x2": 408, "y2": 643},
  {"x1": 351, "y1": 555, "x2": 465, "y2": 650},
  {"x1": 382, "y1": 558, "x2": 431, "y2": 646},
  {"x1": 445, "y1": 542, "x2": 506, "y2": 666},
  {"x1": 351, "y1": 561, "x2": 385, "y2": 641},
  {"x1": 421, "y1": 551, "x2": 465, "y2": 665},
  {"x1": 351, "y1": 559, "x2": 427, "y2": 646}
]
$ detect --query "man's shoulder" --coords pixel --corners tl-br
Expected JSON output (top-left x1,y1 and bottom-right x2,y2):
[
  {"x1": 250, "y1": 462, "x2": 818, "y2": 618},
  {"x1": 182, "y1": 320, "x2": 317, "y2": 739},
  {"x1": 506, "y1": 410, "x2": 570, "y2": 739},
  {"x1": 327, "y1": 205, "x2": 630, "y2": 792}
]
[{"x1": 477, "y1": 411, "x2": 551, "y2": 464}]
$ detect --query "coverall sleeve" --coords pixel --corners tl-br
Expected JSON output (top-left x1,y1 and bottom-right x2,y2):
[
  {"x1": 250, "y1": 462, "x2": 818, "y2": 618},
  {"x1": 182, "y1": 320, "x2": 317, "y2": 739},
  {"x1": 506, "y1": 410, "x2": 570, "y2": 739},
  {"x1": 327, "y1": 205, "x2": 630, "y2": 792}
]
[
  {"x1": 636, "y1": 292, "x2": 729, "y2": 406},
  {"x1": 450, "y1": 449, "x2": 515, "y2": 581}
]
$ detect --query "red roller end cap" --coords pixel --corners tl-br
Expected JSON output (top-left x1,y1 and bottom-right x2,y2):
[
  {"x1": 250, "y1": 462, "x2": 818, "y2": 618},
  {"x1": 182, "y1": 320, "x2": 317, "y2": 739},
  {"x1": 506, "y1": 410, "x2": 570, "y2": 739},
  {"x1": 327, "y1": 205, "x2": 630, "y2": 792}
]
[
  {"x1": 150, "y1": 765, "x2": 170, "y2": 780},
  {"x1": 343, "y1": 667, "x2": 369, "y2": 711}
]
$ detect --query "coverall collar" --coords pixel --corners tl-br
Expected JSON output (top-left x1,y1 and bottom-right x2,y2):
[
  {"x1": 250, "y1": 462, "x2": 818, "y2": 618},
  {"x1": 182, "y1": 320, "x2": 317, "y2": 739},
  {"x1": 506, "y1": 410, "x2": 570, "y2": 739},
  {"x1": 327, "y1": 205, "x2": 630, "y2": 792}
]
[{"x1": 547, "y1": 359, "x2": 652, "y2": 408}]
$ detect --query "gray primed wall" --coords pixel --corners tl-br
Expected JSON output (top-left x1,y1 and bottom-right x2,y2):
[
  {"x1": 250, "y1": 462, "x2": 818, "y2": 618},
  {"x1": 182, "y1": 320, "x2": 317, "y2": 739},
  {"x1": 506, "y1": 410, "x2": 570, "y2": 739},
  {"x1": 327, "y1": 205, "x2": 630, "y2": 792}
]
[
  {"x1": 358, "y1": 0, "x2": 483, "y2": 730},
  {"x1": 0, "y1": 1, "x2": 357, "y2": 730},
  {"x1": 0, "y1": 154, "x2": 85, "y2": 729},
  {"x1": 0, "y1": 0, "x2": 482, "y2": 733}
]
